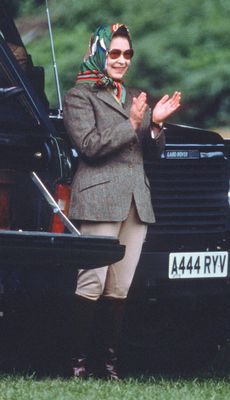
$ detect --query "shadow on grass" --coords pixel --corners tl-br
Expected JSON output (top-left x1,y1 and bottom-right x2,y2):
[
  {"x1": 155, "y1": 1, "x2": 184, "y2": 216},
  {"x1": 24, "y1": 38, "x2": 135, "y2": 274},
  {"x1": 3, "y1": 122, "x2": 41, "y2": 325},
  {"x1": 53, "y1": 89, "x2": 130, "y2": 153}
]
[
  {"x1": 119, "y1": 340, "x2": 230, "y2": 381},
  {"x1": 2, "y1": 340, "x2": 230, "y2": 382}
]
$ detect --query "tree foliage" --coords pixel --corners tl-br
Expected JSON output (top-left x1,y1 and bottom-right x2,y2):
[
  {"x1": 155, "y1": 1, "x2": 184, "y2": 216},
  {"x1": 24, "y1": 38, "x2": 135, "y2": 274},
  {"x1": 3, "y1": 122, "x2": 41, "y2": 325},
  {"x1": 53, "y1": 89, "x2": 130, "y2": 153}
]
[{"x1": 19, "y1": 0, "x2": 230, "y2": 128}]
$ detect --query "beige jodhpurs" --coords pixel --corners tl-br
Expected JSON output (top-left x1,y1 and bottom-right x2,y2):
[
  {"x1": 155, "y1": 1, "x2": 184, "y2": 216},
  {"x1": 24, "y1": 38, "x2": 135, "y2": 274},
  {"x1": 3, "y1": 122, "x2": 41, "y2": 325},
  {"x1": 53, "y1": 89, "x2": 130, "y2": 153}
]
[{"x1": 76, "y1": 200, "x2": 147, "y2": 301}]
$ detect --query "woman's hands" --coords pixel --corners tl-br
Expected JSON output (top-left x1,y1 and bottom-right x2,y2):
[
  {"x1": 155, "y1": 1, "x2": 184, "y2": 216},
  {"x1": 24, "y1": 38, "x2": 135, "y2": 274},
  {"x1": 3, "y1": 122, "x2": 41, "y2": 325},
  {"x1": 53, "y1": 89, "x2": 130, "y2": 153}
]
[
  {"x1": 129, "y1": 90, "x2": 182, "y2": 131},
  {"x1": 152, "y1": 91, "x2": 181, "y2": 125},
  {"x1": 129, "y1": 92, "x2": 147, "y2": 130}
]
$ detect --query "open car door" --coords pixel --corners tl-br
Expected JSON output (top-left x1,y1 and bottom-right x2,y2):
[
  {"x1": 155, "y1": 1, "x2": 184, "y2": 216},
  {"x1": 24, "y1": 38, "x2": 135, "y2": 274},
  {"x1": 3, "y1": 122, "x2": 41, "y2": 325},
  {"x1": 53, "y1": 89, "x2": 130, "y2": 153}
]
[{"x1": 0, "y1": 3, "x2": 125, "y2": 269}]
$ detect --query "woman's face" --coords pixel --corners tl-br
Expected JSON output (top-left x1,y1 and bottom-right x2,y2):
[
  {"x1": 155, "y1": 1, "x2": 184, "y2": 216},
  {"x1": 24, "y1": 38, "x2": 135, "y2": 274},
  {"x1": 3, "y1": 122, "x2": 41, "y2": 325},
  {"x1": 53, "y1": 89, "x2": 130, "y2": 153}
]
[{"x1": 105, "y1": 36, "x2": 131, "y2": 81}]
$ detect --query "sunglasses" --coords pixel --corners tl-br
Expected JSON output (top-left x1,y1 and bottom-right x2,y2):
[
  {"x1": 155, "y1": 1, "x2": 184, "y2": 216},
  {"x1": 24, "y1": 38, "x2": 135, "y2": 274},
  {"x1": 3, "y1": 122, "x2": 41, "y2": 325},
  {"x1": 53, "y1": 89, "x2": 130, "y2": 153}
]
[{"x1": 107, "y1": 48, "x2": 134, "y2": 60}]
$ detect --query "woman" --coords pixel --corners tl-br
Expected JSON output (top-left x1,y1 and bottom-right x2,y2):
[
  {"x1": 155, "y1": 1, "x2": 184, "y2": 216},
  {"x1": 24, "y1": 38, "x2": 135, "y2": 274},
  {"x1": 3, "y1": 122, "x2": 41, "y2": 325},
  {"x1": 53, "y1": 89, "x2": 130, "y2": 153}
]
[{"x1": 63, "y1": 23, "x2": 181, "y2": 379}]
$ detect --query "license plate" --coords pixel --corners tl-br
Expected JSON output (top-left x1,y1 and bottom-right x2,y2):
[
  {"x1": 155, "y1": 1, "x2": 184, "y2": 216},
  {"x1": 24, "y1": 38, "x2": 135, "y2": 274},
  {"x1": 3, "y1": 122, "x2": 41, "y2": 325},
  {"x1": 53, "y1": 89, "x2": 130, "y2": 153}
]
[{"x1": 169, "y1": 252, "x2": 228, "y2": 279}]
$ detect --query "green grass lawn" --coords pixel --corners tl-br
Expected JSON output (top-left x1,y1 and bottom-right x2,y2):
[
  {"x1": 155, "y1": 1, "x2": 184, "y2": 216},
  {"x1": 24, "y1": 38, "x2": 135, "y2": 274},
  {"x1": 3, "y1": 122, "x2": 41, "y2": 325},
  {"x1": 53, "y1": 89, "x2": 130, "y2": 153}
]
[{"x1": 0, "y1": 375, "x2": 230, "y2": 400}]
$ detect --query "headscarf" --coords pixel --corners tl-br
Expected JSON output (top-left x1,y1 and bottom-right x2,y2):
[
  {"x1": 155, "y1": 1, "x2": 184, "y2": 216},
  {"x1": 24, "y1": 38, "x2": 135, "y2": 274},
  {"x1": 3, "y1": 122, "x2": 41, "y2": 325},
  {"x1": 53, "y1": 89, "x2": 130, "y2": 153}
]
[{"x1": 76, "y1": 24, "x2": 132, "y2": 104}]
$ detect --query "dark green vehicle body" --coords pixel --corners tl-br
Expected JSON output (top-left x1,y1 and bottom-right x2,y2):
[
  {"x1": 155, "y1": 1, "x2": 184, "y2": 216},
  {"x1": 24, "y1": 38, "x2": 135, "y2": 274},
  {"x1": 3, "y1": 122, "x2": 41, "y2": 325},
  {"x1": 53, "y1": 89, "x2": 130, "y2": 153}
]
[{"x1": 124, "y1": 124, "x2": 230, "y2": 371}]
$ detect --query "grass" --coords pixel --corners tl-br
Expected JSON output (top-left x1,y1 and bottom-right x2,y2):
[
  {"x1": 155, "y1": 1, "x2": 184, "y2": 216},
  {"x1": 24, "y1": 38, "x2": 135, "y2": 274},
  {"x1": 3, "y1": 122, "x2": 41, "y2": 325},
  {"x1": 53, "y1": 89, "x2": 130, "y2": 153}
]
[{"x1": 0, "y1": 375, "x2": 230, "y2": 400}]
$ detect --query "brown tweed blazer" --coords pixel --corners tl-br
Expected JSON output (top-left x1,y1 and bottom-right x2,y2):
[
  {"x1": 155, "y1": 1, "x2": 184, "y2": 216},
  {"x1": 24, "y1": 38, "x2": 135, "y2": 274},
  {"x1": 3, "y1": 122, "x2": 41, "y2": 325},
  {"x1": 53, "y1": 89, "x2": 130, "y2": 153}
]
[{"x1": 63, "y1": 83, "x2": 163, "y2": 223}]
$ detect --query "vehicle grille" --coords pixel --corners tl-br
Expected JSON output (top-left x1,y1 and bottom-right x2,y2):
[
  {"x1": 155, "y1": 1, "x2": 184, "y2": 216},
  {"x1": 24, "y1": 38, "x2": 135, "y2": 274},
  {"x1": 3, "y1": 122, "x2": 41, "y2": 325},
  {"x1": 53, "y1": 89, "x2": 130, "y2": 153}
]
[{"x1": 144, "y1": 155, "x2": 229, "y2": 236}]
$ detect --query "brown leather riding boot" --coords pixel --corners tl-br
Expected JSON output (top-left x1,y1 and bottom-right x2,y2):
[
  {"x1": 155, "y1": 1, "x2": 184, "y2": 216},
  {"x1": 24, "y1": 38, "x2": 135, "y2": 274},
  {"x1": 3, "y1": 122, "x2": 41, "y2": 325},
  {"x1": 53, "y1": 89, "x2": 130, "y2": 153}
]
[
  {"x1": 71, "y1": 294, "x2": 97, "y2": 378},
  {"x1": 99, "y1": 297, "x2": 126, "y2": 380}
]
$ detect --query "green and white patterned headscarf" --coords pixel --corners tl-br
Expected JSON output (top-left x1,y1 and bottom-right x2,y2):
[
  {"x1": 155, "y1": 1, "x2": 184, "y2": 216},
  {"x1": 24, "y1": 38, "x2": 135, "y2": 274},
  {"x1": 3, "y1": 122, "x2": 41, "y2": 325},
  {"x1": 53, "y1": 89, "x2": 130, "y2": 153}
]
[{"x1": 76, "y1": 24, "x2": 132, "y2": 104}]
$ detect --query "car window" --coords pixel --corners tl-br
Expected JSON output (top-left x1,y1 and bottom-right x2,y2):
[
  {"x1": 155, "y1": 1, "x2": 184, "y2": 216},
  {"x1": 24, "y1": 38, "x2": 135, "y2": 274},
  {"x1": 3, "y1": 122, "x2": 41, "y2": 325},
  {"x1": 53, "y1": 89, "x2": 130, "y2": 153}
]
[{"x1": 0, "y1": 7, "x2": 53, "y2": 134}]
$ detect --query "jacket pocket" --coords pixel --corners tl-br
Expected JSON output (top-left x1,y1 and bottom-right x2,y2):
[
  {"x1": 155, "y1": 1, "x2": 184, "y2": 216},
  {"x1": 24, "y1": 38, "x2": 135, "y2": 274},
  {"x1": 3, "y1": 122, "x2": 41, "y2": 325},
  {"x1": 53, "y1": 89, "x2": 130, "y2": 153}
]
[{"x1": 79, "y1": 174, "x2": 110, "y2": 192}]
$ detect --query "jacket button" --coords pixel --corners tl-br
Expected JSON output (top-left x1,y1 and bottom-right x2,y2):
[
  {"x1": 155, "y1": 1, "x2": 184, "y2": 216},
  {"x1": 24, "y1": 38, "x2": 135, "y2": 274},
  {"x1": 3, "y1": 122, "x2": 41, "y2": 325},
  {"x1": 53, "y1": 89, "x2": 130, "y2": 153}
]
[{"x1": 128, "y1": 142, "x2": 134, "y2": 150}]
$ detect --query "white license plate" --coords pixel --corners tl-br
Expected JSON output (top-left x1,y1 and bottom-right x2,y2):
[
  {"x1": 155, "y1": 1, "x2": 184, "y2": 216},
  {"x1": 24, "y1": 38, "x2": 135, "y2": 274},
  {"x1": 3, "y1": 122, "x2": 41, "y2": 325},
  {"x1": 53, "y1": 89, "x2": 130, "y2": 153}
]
[{"x1": 169, "y1": 252, "x2": 228, "y2": 279}]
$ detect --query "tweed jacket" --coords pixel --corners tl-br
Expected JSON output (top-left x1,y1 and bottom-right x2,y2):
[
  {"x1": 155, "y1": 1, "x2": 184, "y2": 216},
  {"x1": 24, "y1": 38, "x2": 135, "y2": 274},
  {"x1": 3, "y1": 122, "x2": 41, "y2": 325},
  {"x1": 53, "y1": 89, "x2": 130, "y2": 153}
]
[{"x1": 63, "y1": 83, "x2": 163, "y2": 223}]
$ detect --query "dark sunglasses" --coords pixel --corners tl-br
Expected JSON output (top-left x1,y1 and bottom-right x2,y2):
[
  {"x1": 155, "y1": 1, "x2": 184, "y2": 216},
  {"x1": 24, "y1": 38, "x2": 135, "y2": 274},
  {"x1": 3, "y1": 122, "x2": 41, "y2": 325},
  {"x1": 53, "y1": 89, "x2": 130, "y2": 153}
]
[{"x1": 107, "y1": 48, "x2": 134, "y2": 60}]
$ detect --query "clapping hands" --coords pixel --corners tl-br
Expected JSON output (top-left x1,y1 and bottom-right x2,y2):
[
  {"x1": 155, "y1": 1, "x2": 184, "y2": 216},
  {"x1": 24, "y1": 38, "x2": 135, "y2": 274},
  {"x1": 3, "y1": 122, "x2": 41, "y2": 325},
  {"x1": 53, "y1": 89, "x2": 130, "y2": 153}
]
[
  {"x1": 129, "y1": 92, "x2": 148, "y2": 130},
  {"x1": 129, "y1": 90, "x2": 181, "y2": 130},
  {"x1": 152, "y1": 91, "x2": 181, "y2": 125}
]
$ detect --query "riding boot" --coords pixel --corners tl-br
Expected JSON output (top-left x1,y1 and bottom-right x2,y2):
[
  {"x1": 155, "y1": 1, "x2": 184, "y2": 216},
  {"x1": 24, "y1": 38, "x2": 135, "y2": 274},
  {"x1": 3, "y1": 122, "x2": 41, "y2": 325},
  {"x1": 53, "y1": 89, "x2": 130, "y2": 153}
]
[
  {"x1": 71, "y1": 294, "x2": 97, "y2": 378},
  {"x1": 100, "y1": 297, "x2": 126, "y2": 380}
]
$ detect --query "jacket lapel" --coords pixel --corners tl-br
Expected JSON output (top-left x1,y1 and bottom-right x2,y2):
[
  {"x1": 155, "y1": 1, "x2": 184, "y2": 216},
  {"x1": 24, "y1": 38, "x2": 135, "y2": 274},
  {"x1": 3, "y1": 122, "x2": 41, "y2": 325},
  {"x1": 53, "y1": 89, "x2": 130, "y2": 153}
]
[{"x1": 96, "y1": 90, "x2": 131, "y2": 118}]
